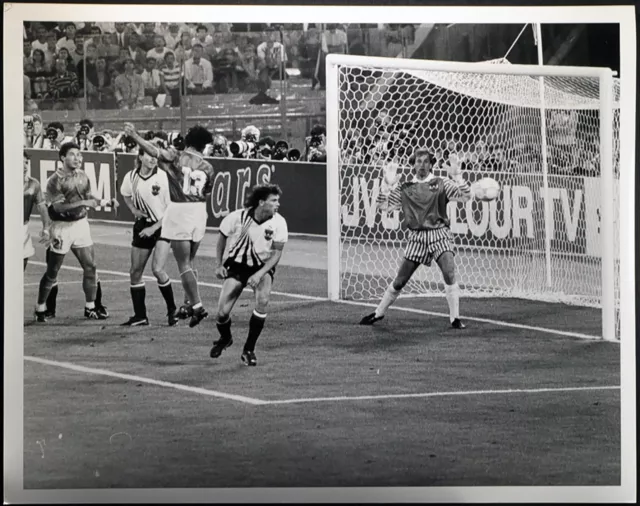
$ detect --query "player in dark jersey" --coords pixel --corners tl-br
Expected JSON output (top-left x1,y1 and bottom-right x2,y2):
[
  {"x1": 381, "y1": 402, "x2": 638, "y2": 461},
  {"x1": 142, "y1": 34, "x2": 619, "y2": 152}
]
[
  {"x1": 34, "y1": 142, "x2": 118, "y2": 322},
  {"x1": 124, "y1": 122, "x2": 214, "y2": 328},
  {"x1": 360, "y1": 148, "x2": 472, "y2": 329},
  {"x1": 23, "y1": 150, "x2": 51, "y2": 270}
]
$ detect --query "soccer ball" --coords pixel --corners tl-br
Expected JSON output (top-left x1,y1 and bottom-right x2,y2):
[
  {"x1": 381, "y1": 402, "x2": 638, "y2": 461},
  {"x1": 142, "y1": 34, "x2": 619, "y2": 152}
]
[{"x1": 472, "y1": 177, "x2": 501, "y2": 202}]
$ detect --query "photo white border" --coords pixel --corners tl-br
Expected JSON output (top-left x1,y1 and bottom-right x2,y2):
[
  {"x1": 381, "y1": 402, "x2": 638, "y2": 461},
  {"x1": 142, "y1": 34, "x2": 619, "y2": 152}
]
[{"x1": 4, "y1": 3, "x2": 636, "y2": 503}]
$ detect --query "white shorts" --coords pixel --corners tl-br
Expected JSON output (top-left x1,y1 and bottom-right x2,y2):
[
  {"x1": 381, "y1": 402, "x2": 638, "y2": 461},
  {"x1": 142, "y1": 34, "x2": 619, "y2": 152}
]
[
  {"x1": 404, "y1": 227, "x2": 454, "y2": 266},
  {"x1": 49, "y1": 218, "x2": 93, "y2": 254},
  {"x1": 24, "y1": 223, "x2": 35, "y2": 259},
  {"x1": 161, "y1": 202, "x2": 207, "y2": 242}
]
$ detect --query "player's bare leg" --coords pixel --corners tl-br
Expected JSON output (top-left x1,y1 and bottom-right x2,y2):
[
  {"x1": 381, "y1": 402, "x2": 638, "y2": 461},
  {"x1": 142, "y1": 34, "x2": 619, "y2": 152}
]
[
  {"x1": 171, "y1": 239, "x2": 207, "y2": 327},
  {"x1": 360, "y1": 258, "x2": 420, "y2": 325},
  {"x1": 121, "y1": 246, "x2": 154, "y2": 326},
  {"x1": 241, "y1": 275, "x2": 272, "y2": 366},
  {"x1": 71, "y1": 245, "x2": 107, "y2": 320},
  {"x1": 178, "y1": 240, "x2": 201, "y2": 318},
  {"x1": 151, "y1": 240, "x2": 178, "y2": 325},
  {"x1": 210, "y1": 277, "x2": 244, "y2": 359},
  {"x1": 436, "y1": 251, "x2": 465, "y2": 329},
  {"x1": 35, "y1": 250, "x2": 65, "y2": 322}
]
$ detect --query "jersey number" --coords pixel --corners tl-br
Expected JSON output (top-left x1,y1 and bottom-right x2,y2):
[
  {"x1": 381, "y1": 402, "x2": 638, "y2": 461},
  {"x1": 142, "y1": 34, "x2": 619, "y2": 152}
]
[{"x1": 181, "y1": 167, "x2": 207, "y2": 197}]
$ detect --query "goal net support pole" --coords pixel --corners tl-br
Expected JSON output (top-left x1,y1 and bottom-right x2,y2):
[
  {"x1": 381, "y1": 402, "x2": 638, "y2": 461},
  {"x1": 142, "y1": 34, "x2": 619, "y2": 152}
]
[{"x1": 325, "y1": 54, "x2": 618, "y2": 341}]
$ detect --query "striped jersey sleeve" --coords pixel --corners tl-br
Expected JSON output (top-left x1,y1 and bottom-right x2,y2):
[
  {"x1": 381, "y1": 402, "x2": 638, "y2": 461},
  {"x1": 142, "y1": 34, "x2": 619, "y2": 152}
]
[
  {"x1": 376, "y1": 184, "x2": 403, "y2": 212},
  {"x1": 443, "y1": 177, "x2": 472, "y2": 203}
]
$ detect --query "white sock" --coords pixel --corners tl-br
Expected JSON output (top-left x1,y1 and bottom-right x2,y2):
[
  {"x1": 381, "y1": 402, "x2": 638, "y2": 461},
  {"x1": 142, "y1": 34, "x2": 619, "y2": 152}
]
[
  {"x1": 192, "y1": 302, "x2": 202, "y2": 310},
  {"x1": 36, "y1": 303, "x2": 46, "y2": 312},
  {"x1": 445, "y1": 283, "x2": 460, "y2": 323},
  {"x1": 85, "y1": 301, "x2": 96, "y2": 310},
  {"x1": 375, "y1": 285, "x2": 401, "y2": 317}
]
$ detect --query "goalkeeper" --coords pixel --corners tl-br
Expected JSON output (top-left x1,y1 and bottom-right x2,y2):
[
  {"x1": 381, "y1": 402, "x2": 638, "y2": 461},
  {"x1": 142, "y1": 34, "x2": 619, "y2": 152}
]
[{"x1": 359, "y1": 148, "x2": 471, "y2": 329}]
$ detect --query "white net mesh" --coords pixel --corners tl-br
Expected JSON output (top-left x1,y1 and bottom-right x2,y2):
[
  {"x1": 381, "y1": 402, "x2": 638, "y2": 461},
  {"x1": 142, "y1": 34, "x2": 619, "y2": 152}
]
[{"x1": 335, "y1": 61, "x2": 620, "y2": 339}]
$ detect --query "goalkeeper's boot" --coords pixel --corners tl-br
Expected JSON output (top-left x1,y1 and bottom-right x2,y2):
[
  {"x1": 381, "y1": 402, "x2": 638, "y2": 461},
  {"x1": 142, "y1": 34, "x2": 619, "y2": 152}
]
[
  {"x1": 167, "y1": 308, "x2": 179, "y2": 327},
  {"x1": 359, "y1": 312, "x2": 384, "y2": 325},
  {"x1": 34, "y1": 309, "x2": 48, "y2": 323},
  {"x1": 189, "y1": 306, "x2": 208, "y2": 328},
  {"x1": 85, "y1": 306, "x2": 108, "y2": 320},
  {"x1": 210, "y1": 337, "x2": 233, "y2": 358},
  {"x1": 451, "y1": 318, "x2": 466, "y2": 329},
  {"x1": 241, "y1": 349, "x2": 257, "y2": 367},
  {"x1": 120, "y1": 315, "x2": 149, "y2": 327}
]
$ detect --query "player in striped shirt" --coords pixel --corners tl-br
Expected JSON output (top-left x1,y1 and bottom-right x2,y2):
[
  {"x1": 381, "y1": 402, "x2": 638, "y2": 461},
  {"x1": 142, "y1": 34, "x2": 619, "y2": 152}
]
[
  {"x1": 124, "y1": 122, "x2": 214, "y2": 328},
  {"x1": 209, "y1": 184, "x2": 288, "y2": 366},
  {"x1": 360, "y1": 148, "x2": 472, "y2": 329},
  {"x1": 119, "y1": 143, "x2": 177, "y2": 326}
]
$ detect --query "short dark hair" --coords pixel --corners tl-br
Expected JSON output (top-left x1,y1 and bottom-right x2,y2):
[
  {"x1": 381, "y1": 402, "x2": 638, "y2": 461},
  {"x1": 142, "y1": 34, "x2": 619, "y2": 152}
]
[
  {"x1": 410, "y1": 148, "x2": 436, "y2": 165},
  {"x1": 47, "y1": 121, "x2": 64, "y2": 132},
  {"x1": 244, "y1": 183, "x2": 282, "y2": 209},
  {"x1": 184, "y1": 125, "x2": 213, "y2": 153},
  {"x1": 196, "y1": 24, "x2": 207, "y2": 32},
  {"x1": 59, "y1": 142, "x2": 80, "y2": 160},
  {"x1": 79, "y1": 118, "x2": 93, "y2": 128}
]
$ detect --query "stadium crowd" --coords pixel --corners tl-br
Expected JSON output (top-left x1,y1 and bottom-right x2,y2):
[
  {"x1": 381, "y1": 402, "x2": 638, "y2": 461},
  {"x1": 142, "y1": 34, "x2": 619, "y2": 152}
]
[{"x1": 23, "y1": 21, "x2": 418, "y2": 110}]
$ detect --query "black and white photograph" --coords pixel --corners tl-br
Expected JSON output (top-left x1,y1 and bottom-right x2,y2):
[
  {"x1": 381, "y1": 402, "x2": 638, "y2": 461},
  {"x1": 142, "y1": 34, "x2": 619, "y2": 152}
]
[{"x1": 4, "y1": 2, "x2": 637, "y2": 503}]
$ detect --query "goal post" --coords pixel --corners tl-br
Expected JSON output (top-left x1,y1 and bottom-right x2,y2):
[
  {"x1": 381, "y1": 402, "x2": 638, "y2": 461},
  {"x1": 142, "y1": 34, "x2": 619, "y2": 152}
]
[{"x1": 326, "y1": 54, "x2": 620, "y2": 341}]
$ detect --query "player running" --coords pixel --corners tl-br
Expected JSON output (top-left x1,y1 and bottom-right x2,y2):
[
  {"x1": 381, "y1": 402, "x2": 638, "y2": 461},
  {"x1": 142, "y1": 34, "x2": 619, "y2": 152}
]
[
  {"x1": 34, "y1": 142, "x2": 118, "y2": 322},
  {"x1": 119, "y1": 142, "x2": 178, "y2": 326},
  {"x1": 359, "y1": 149, "x2": 471, "y2": 329},
  {"x1": 123, "y1": 122, "x2": 214, "y2": 328},
  {"x1": 23, "y1": 150, "x2": 51, "y2": 270},
  {"x1": 209, "y1": 184, "x2": 288, "y2": 366}
]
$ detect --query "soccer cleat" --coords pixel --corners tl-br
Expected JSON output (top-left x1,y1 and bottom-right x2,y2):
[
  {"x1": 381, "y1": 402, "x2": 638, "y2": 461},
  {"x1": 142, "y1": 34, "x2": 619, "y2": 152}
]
[
  {"x1": 84, "y1": 307, "x2": 108, "y2": 320},
  {"x1": 451, "y1": 318, "x2": 466, "y2": 329},
  {"x1": 120, "y1": 315, "x2": 150, "y2": 327},
  {"x1": 96, "y1": 305, "x2": 109, "y2": 319},
  {"x1": 210, "y1": 337, "x2": 233, "y2": 358},
  {"x1": 177, "y1": 303, "x2": 192, "y2": 320},
  {"x1": 359, "y1": 312, "x2": 384, "y2": 325},
  {"x1": 167, "y1": 309, "x2": 179, "y2": 326},
  {"x1": 189, "y1": 306, "x2": 208, "y2": 328},
  {"x1": 34, "y1": 310, "x2": 48, "y2": 323},
  {"x1": 241, "y1": 350, "x2": 257, "y2": 367},
  {"x1": 44, "y1": 309, "x2": 56, "y2": 319}
]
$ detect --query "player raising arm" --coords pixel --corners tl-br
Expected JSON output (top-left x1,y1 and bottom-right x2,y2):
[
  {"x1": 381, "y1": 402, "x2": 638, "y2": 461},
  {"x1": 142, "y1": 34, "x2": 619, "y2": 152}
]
[
  {"x1": 209, "y1": 184, "x2": 288, "y2": 366},
  {"x1": 359, "y1": 149, "x2": 471, "y2": 329},
  {"x1": 124, "y1": 122, "x2": 214, "y2": 328},
  {"x1": 34, "y1": 142, "x2": 118, "y2": 322},
  {"x1": 119, "y1": 142, "x2": 178, "y2": 326},
  {"x1": 23, "y1": 150, "x2": 51, "y2": 271}
]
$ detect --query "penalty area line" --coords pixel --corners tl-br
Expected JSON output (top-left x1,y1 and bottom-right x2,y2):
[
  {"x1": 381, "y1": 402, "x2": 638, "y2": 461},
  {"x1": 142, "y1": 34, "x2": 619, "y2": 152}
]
[
  {"x1": 24, "y1": 356, "x2": 266, "y2": 406},
  {"x1": 29, "y1": 262, "x2": 606, "y2": 341},
  {"x1": 260, "y1": 385, "x2": 622, "y2": 406}
]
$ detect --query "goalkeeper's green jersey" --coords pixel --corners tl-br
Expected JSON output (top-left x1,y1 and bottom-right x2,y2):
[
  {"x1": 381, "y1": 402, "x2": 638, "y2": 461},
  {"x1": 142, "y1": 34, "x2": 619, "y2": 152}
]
[{"x1": 377, "y1": 173, "x2": 471, "y2": 230}]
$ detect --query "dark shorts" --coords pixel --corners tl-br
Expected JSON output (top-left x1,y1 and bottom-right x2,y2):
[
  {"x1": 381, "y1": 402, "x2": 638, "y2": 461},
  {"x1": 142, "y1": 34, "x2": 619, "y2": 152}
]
[
  {"x1": 132, "y1": 218, "x2": 169, "y2": 250},
  {"x1": 223, "y1": 259, "x2": 275, "y2": 287}
]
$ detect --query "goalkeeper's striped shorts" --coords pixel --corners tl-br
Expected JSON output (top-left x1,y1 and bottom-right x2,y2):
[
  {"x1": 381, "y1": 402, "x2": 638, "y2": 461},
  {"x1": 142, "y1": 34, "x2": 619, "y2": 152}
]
[{"x1": 404, "y1": 227, "x2": 454, "y2": 266}]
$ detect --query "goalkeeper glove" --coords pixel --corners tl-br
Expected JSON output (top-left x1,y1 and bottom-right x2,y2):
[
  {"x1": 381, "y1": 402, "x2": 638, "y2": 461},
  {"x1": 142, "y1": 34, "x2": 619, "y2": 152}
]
[{"x1": 380, "y1": 162, "x2": 400, "y2": 195}]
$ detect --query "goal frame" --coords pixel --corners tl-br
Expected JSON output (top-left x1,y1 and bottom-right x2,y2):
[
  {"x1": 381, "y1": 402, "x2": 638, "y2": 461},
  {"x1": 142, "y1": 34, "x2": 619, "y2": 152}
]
[{"x1": 325, "y1": 54, "x2": 617, "y2": 341}]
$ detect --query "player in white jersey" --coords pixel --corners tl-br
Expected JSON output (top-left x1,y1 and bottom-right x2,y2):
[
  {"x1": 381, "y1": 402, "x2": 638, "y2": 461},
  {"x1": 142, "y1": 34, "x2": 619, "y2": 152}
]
[
  {"x1": 209, "y1": 184, "x2": 288, "y2": 366},
  {"x1": 119, "y1": 144, "x2": 178, "y2": 326}
]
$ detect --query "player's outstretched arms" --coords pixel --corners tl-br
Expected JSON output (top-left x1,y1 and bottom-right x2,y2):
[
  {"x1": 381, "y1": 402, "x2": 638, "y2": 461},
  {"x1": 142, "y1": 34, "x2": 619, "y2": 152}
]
[
  {"x1": 443, "y1": 154, "x2": 472, "y2": 203},
  {"x1": 124, "y1": 122, "x2": 176, "y2": 162},
  {"x1": 377, "y1": 161, "x2": 402, "y2": 211}
]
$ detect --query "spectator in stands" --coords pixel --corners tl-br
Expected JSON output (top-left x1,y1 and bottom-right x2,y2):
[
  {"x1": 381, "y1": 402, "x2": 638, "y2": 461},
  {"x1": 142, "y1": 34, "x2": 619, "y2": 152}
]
[
  {"x1": 298, "y1": 26, "x2": 321, "y2": 89},
  {"x1": 36, "y1": 121, "x2": 72, "y2": 149},
  {"x1": 76, "y1": 21, "x2": 98, "y2": 38},
  {"x1": 57, "y1": 47, "x2": 75, "y2": 69},
  {"x1": 184, "y1": 44, "x2": 214, "y2": 94},
  {"x1": 114, "y1": 57, "x2": 145, "y2": 109},
  {"x1": 86, "y1": 56, "x2": 115, "y2": 109},
  {"x1": 112, "y1": 22, "x2": 130, "y2": 50},
  {"x1": 174, "y1": 32, "x2": 193, "y2": 64},
  {"x1": 23, "y1": 114, "x2": 44, "y2": 148},
  {"x1": 141, "y1": 57, "x2": 166, "y2": 105},
  {"x1": 304, "y1": 124, "x2": 327, "y2": 162},
  {"x1": 42, "y1": 32, "x2": 59, "y2": 67},
  {"x1": 164, "y1": 24, "x2": 181, "y2": 50},
  {"x1": 56, "y1": 22, "x2": 77, "y2": 53},
  {"x1": 209, "y1": 33, "x2": 240, "y2": 93},
  {"x1": 236, "y1": 42, "x2": 258, "y2": 92},
  {"x1": 74, "y1": 118, "x2": 95, "y2": 150},
  {"x1": 124, "y1": 33, "x2": 147, "y2": 73},
  {"x1": 139, "y1": 22, "x2": 159, "y2": 51},
  {"x1": 23, "y1": 40, "x2": 35, "y2": 70},
  {"x1": 161, "y1": 51, "x2": 181, "y2": 107},
  {"x1": 147, "y1": 35, "x2": 170, "y2": 65},
  {"x1": 24, "y1": 74, "x2": 32, "y2": 99},
  {"x1": 192, "y1": 24, "x2": 213, "y2": 49},
  {"x1": 71, "y1": 34, "x2": 85, "y2": 67},
  {"x1": 251, "y1": 27, "x2": 285, "y2": 104},
  {"x1": 31, "y1": 25, "x2": 49, "y2": 53},
  {"x1": 47, "y1": 57, "x2": 80, "y2": 111},
  {"x1": 25, "y1": 49, "x2": 53, "y2": 99}
]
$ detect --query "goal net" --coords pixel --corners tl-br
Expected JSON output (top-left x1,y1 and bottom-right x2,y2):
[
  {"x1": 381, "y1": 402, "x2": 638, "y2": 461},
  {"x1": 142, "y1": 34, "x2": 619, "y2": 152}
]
[{"x1": 326, "y1": 55, "x2": 620, "y2": 341}]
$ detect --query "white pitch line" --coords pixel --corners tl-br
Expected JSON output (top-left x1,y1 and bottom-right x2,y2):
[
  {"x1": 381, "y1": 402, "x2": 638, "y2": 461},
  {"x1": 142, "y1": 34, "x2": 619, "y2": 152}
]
[
  {"x1": 28, "y1": 261, "x2": 608, "y2": 341},
  {"x1": 24, "y1": 356, "x2": 266, "y2": 406},
  {"x1": 23, "y1": 279, "x2": 129, "y2": 287},
  {"x1": 259, "y1": 385, "x2": 622, "y2": 406}
]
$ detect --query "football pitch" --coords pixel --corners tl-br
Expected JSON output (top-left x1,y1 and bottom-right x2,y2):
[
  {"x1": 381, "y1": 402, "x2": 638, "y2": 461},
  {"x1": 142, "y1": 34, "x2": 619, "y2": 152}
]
[{"x1": 22, "y1": 221, "x2": 620, "y2": 489}]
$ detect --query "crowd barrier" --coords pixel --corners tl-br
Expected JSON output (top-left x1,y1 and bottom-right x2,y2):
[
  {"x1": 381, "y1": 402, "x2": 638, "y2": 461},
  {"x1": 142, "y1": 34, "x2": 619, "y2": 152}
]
[{"x1": 26, "y1": 149, "x2": 327, "y2": 236}]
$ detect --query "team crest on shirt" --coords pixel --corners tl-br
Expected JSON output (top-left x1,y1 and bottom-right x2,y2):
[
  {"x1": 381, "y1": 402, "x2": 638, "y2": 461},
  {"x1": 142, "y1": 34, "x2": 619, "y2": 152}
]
[
  {"x1": 428, "y1": 180, "x2": 439, "y2": 191},
  {"x1": 264, "y1": 227, "x2": 274, "y2": 240},
  {"x1": 151, "y1": 183, "x2": 161, "y2": 196}
]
